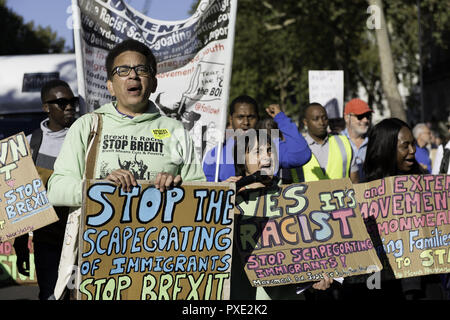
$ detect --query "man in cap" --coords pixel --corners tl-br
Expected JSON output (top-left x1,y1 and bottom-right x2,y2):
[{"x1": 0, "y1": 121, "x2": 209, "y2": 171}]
[{"x1": 342, "y1": 98, "x2": 373, "y2": 180}]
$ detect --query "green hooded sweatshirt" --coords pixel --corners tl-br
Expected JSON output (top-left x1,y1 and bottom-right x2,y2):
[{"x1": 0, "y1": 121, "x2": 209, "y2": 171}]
[{"x1": 48, "y1": 101, "x2": 206, "y2": 207}]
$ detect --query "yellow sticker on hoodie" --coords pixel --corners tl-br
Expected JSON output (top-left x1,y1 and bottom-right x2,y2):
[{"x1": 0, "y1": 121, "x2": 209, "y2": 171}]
[{"x1": 152, "y1": 128, "x2": 171, "y2": 139}]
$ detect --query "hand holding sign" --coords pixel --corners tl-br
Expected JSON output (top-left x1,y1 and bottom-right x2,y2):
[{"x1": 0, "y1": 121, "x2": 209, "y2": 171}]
[
  {"x1": 105, "y1": 169, "x2": 137, "y2": 192},
  {"x1": 106, "y1": 170, "x2": 182, "y2": 193},
  {"x1": 13, "y1": 235, "x2": 30, "y2": 276},
  {"x1": 312, "y1": 273, "x2": 333, "y2": 290},
  {"x1": 154, "y1": 172, "x2": 182, "y2": 192}
]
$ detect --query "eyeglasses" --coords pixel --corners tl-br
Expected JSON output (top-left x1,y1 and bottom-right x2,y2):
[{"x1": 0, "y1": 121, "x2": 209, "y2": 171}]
[
  {"x1": 112, "y1": 65, "x2": 154, "y2": 77},
  {"x1": 351, "y1": 113, "x2": 372, "y2": 121},
  {"x1": 45, "y1": 97, "x2": 79, "y2": 110}
]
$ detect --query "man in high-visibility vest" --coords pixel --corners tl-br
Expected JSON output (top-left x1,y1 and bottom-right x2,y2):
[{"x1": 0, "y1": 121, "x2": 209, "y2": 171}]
[{"x1": 290, "y1": 103, "x2": 359, "y2": 183}]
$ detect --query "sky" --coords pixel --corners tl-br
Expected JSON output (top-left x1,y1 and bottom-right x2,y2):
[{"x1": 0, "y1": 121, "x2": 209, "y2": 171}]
[{"x1": 5, "y1": 0, "x2": 196, "y2": 51}]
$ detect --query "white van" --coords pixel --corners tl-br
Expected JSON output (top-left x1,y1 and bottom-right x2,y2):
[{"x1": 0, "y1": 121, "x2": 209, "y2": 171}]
[{"x1": 0, "y1": 54, "x2": 77, "y2": 138}]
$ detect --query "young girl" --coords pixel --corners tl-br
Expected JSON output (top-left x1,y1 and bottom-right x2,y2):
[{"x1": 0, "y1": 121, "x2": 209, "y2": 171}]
[
  {"x1": 228, "y1": 129, "x2": 332, "y2": 300},
  {"x1": 232, "y1": 129, "x2": 278, "y2": 189},
  {"x1": 343, "y1": 118, "x2": 444, "y2": 300}
]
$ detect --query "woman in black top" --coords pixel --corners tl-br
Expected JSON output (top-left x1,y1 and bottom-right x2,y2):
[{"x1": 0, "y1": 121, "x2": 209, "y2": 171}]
[
  {"x1": 343, "y1": 118, "x2": 444, "y2": 300},
  {"x1": 363, "y1": 118, "x2": 425, "y2": 181}
]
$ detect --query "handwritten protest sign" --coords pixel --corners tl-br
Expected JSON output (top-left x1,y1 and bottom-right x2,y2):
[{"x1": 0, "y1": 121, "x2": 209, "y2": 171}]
[
  {"x1": 234, "y1": 178, "x2": 382, "y2": 287},
  {"x1": 0, "y1": 132, "x2": 58, "y2": 243},
  {"x1": 354, "y1": 175, "x2": 450, "y2": 279},
  {"x1": 78, "y1": 180, "x2": 234, "y2": 300},
  {"x1": 308, "y1": 70, "x2": 344, "y2": 119},
  {"x1": 0, "y1": 238, "x2": 37, "y2": 285}
]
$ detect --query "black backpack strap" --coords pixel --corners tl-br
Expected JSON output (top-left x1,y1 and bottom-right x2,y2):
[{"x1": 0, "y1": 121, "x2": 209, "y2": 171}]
[
  {"x1": 439, "y1": 147, "x2": 450, "y2": 174},
  {"x1": 30, "y1": 127, "x2": 43, "y2": 164}
]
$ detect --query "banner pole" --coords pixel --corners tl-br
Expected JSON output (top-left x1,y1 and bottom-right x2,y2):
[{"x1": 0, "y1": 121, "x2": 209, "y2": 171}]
[
  {"x1": 214, "y1": 0, "x2": 238, "y2": 182},
  {"x1": 72, "y1": 0, "x2": 89, "y2": 114}
]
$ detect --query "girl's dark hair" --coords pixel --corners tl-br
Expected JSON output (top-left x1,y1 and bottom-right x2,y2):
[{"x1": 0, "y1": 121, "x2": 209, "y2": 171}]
[
  {"x1": 363, "y1": 118, "x2": 424, "y2": 182},
  {"x1": 256, "y1": 117, "x2": 284, "y2": 140},
  {"x1": 233, "y1": 129, "x2": 276, "y2": 177}
]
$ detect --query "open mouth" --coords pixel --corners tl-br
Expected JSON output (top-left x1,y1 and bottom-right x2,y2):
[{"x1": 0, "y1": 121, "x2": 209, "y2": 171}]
[
  {"x1": 259, "y1": 161, "x2": 273, "y2": 173},
  {"x1": 127, "y1": 84, "x2": 142, "y2": 95}
]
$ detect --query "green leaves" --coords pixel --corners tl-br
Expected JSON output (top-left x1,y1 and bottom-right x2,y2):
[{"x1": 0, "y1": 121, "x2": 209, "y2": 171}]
[
  {"x1": 0, "y1": 1, "x2": 66, "y2": 55},
  {"x1": 228, "y1": 0, "x2": 448, "y2": 119}
]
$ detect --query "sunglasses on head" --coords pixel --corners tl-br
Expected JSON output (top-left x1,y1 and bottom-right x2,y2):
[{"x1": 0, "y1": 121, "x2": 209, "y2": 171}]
[{"x1": 45, "y1": 97, "x2": 79, "y2": 110}]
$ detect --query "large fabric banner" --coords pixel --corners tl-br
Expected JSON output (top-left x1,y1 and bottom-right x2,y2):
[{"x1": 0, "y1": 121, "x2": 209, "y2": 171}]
[
  {"x1": 78, "y1": 180, "x2": 234, "y2": 300},
  {"x1": 354, "y1": 175, "x2": 450, "y2": 279},
  {"x1": 234, "y1": 178, "x2": 382, "y2": 287},
  {"x1": 72, "y1": 0, "x2": 237, "y2": 159},
  {"x1": 0, "y1": 133, "x2": 59, "y2": 243}
]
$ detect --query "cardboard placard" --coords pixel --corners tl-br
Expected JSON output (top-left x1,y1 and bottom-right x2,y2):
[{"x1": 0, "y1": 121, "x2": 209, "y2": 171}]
[
  {"x1": 0, "y1": 132, "x2": 58, "y2": 243},
  {"x1": 235, "y1": 178, "x2": 382, "y2": 287},
  {"x1": 354, "y1": 175, "x2": 450, "y2": 278},
  {"x1": 0, "y1": 238, "x2": 37, "y2": 285},
  {"x1": 78, "y1": 180, "x2": 235, "y2": 300}
]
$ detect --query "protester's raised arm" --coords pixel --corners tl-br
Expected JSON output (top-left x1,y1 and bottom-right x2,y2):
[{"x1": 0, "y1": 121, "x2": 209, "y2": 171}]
[{"x1": 270, "y1": 107, "x2": 311, "y2": 168}]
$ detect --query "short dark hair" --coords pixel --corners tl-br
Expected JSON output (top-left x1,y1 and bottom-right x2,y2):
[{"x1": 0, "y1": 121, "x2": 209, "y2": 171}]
[
  {"x1": 229, "y1": 95, "x2": 259, "y2": 117},
  {"x1": 106, "y1": 39, "x2": 157, "y2": 80},
  {"x1": 299, "y1": 102, "x2": 324, "y2": 124},
  {"x1": 363, "y1": 118, "x2": 425, "y2": 182},
  {"x1": 40, "y1": 79, "x2": 71, "y2": 103},
  {"x1": 303, "y1": 102, "x2": 324, "y2": 117}
]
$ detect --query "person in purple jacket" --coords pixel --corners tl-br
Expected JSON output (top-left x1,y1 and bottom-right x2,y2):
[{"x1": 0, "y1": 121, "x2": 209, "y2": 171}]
[{"x1": 202, "y1": 95, "x2": 311, "y2": 182}]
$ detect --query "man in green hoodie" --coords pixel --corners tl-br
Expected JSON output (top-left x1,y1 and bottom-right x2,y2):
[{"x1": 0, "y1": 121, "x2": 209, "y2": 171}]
[{"x1": 48, "y1": 39, "x2": 205, "y2": 208}]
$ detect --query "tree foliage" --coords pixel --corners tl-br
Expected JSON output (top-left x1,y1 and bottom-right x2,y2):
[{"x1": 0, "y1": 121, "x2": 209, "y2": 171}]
[
  {"x1": 226, "y1": 0, "x2": 449, "y2": 122},
  {"x1": 0, "y1": 0, "x2": 66, "y2": 55},
  {"x1": 229, "y1": 0, "x2": 370, "y2": 119}
]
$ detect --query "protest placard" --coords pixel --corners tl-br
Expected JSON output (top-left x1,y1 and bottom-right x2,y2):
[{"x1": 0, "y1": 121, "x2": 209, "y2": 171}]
[
  {"x1": 78, "y1": 180, "x2": 234, "y2": 300},
  {"x1": 0, "y1": 238, "x2": 37, "y2": 285},
  {"x1": 234, "y1": 178, "x2": 382, "y2": 287},
  {"x1": 0, "y1": 132, "x2": 59, "y2": 243},
  {"x1": 308, "y1": 70, "x2": 344, "y2": 119},
  {"x1": 354, "y1": 175, "x2": 450, "y2": 279}
]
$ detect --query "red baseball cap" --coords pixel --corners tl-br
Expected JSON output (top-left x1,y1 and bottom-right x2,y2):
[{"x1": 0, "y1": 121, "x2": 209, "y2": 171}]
[{"x1": 344, "y1": 98, "x2": 373, "y2": 115}]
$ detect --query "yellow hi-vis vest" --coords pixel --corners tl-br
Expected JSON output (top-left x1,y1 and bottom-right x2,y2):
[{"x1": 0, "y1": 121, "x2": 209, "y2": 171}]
[{"x1": 290, "y1": 135, "x2": 352, "y2": 182}]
